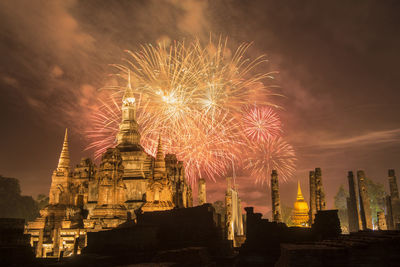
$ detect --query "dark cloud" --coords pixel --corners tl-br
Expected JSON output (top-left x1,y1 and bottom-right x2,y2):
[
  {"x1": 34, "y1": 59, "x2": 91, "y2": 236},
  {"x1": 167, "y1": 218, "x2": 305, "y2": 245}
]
[{"x1": 1, "y1": 0, "x2": 399, "y2": 216}]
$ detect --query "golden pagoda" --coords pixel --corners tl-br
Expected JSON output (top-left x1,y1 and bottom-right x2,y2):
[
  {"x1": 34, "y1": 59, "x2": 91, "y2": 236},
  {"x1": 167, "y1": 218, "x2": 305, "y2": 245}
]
[{"x1": 291, "y1": 181, "x2": 310, "y2": 227}]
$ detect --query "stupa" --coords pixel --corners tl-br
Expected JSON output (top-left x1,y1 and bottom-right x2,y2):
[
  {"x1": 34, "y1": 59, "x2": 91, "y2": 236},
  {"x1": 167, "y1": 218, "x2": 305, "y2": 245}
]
[{"x1": 291, "y1": 181, "x2": 309, "y2": 227}]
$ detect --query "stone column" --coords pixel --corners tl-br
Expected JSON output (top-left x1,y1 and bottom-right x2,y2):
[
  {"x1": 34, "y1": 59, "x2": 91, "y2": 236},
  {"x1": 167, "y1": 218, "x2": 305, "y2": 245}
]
[
  {"x1": 388, "y1": 170, "x2": 400, "y2": 228},
  {"x1": 53, "y1": 227, "x2": 61, "y2": 257},
  {"x1": 377, "y1": 211, "x2": 387, "y2": 230},
  {"x1": 347, "y1": 171, "x2": 360, "y2": 232},
  {"x1": 36, "y1": 229, "x2": 44, "y2": 257},
  {"x1": 226, "y1": 177, "x2": 232, "y2": 192},
  {"x1": 315, "y1": 168, "x2": 326, "y2": 211},
  {"x1": 271, "y1": 170, "x2": 282, "y2": 223},
  {"x1": 385, "y1": 195, "x2": 394, "y2": 230},
  {"x1": 225, "y1": 177, "x2": 233, "y2": 241},
  {"x1": 357, "y1": 170, "x2": 372, "y2": 230},
  {"x1": 346, "y1": 197, "x2": 353, "y2": 230},
  {"x1": 388, "y1": 169, "x2": 399, "y2": 200},
  {"x1": 198, "y1": 178, "x2": 206, "y2": 205},
  {"x1": 309, "y1": 171, "x2": 317, "y2": 224}
]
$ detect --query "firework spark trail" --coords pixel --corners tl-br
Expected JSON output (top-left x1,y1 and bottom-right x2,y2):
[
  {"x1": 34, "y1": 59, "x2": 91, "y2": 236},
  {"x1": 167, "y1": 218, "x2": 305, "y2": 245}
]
[
  {"x1": 243, "y1": 136, "x2": 296, "y2": 185},
  {"x1": 242, "y1": 105, "x2": 282, "y2": 142},
  {"x1": 169, "y1": 111, "x2": 244, "y2": 180},
  {"x1": 86, "y1": 38, "x2": 295, "y2": 184}
]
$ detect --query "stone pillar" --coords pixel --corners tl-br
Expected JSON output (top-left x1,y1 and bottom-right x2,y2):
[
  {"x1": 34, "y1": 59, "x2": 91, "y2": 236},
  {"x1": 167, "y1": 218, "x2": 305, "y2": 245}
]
[
  {"x1": 198, "y1": 178, "x2": 206, "y2": 205},
  {"x1": 347, "y1": 171, "x2": 360, "y2": 232},
  {"x1": 346, "y1": 197, "x2": 353, "y2": 230},
  {"x1": 377, "y1": 211, "x2": 387, "y2": 230},
  {"x1": 53, "y1": 227, "x2": 61, "y2": 257},
  {"x1": 36, "y1": 229, "x2": 44, "y2": 257},
  {"x1": 309, "y1": 171, "x2": 317, "y2": 225},
  {"x1": 244, "y1": 207, "x2": 255, "y2": 241},
  {"x1": 225, "y1": 177, "x2": 233, "y2": 241},
  {"x1": 226, "y1": 177, "x2": 232, "y2": 191},
  {"x1": 315, "y1": 168, "x2": 326, "y2": 211},
  {"x1": 357, "y1": 170, "x2": 372, "y2": 230},
  {"x1": 271, "y1": 170, "x2": 282, "y2": 223},
  {"x1": 388, "y1": 170, "x2": 400, "y2": 228},
  {"x1": 385, "y1": 195, "x2": 394, "y2": 230},
  {"x1": 388, "y1": 169, "x2": 399, "y2": 200}
]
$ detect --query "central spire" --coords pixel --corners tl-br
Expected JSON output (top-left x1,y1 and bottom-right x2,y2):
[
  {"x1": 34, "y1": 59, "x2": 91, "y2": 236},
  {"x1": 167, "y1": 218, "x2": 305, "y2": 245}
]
[
  {"x1": 116, "y1": 71, "x2": 141, "y2": 149},
  {"x1": 57, "y1": 128, "x2": 70, "y2": 170},
  {"x1": 122, "y1": 70, "x2": 135, "y2": 107},
  {"x1": 297, "y1": 180, "x2": 305, "y2": 201}
]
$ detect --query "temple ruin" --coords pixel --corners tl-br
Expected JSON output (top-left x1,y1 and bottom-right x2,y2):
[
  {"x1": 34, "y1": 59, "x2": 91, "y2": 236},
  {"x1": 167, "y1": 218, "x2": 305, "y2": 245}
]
[{"x1": 25, "y1": 78, "x2": 193, "y2": 257}]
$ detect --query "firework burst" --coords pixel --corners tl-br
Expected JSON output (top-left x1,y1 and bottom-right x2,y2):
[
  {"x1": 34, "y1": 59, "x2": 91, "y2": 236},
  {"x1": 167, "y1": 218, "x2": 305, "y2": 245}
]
[
  {"x1": 241, "y1": 105, "x2": 282, "y2": 142},
  {"x1": 86, "y1": 38, "x2": 294, "y2": 184},
  {"x1": 169, "y1": 111, "x2": 243, "y2": 180},
  {"x1": 243, "y1": 137, "x2": 296, "y2": 185}
]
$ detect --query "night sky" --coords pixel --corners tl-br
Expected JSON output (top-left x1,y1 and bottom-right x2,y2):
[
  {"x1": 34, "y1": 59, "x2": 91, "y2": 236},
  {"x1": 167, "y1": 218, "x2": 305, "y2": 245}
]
[{"x1": 1, "y1": 0, "x2": 399, "y2": 216}]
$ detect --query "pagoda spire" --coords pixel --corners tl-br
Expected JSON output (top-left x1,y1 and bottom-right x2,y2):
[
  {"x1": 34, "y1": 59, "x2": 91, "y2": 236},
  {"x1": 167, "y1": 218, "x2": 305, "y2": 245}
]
[
  {"x1": 154, "y1": 134, "x2": 166, "y2": 179},
  {"x1": 291, "y1": 181, "x2": 309, "y2": 227},
  {"x1": 57, "y1": 128, "x2": 70, "y2": 170},
  {"x1": 297, "y1": 181, "x2": 305, "y2": 201},
  {"x1": 156, "y1": 134, "x2": 164, "y2": 161},
  {"x1": 117, "y1": 70, "x2": 141, "y2": 147},
  {"x1": 122, "y1": 70, "x2": 135, "y2": 105}
]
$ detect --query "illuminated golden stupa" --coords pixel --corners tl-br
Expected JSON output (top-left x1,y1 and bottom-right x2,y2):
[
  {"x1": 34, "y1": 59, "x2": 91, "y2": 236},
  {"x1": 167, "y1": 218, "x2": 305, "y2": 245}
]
[{"x1": 291, "y1": 181, "x2": 309, "y2": 227}]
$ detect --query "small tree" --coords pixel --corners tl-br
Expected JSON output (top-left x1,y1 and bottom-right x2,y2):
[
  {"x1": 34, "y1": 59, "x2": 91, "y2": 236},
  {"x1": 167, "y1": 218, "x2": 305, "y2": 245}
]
[
  {"x1": 212, "y1": 200, "x2": 225, "y2": 215},
  {"x1": 365, "y1": 178, "x2": 385, "y2": 227},
  {"x1": 0, "y1": 176, "x2": 39, "y2": 221},
  {"x1": 281, "y1": 205, "x2": 293, "y2": 226},
  {"x1": 334, "y1": 184, "x2": 349, "y2": 233},
  {"x1": 36, "y1": 194, "x2": 49, "y2": 210}
]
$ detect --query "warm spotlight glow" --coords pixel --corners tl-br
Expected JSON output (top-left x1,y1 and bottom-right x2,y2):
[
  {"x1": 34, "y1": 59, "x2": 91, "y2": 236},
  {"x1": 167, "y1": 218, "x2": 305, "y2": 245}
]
[{"x1": 123, "y1": 97, "x2": 135, "y2": 105}]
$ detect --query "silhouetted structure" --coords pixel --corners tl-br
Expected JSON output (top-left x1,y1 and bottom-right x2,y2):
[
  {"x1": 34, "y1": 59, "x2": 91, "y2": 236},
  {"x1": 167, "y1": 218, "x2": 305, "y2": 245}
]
[
  {"x1": 271, "y1": 170, "x2": 282, "y2": 223},
  {"x1": 347, "y1": 171, "x2": 360, "y2": 232},
  {"x1": 276, "y1": 231, "x2": 400, "y2": 266},
  {"x1": 315, "y1": 168, "x2": 326, "y2": 211},
  {"x1": 386, "y1": 195, "x2": 395, "y2": 230},
  {"x1": 83, "y1": 205, "x2": 232, "y2": 266},
  {"x1": 309, "y1": 170, "x2": 317, "y2": 225},
  {"x1": 239, "y1": 207, "x2": 342, "y2": 266},
  {"x1": 239, "y1": 207, "x2": 313, "y2": 265},
  {"x1": 312, "y1": 210, "x2": 342, "y2": 240},
  {"x1": 0, "y1": 218, "x2": 35, "y2": 266},
  {"x1": 388, "y1": 169, "x2": 400, "y2": 229},
  {"x1": 198, "y1": 178, "x2": 207, "y2": 205},
  {"x1": 357, "y1": 170, "x2": 372, "y2": 229},
  {"x1": 388, "y1": 169, "x2": 399, "y2": 200}
]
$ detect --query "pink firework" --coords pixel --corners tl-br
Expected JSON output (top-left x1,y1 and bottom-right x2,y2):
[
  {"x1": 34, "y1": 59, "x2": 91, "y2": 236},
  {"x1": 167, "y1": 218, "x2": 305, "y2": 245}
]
[
  {"x1": 243, "y1": 136, "x2": 296, "y2": 185},
  {"x1": 242, "y1": 105, "x2": 282, "y2": 142},
  {"x1": 169, "y1": 111, "x2": 243, "y2": 181}
]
